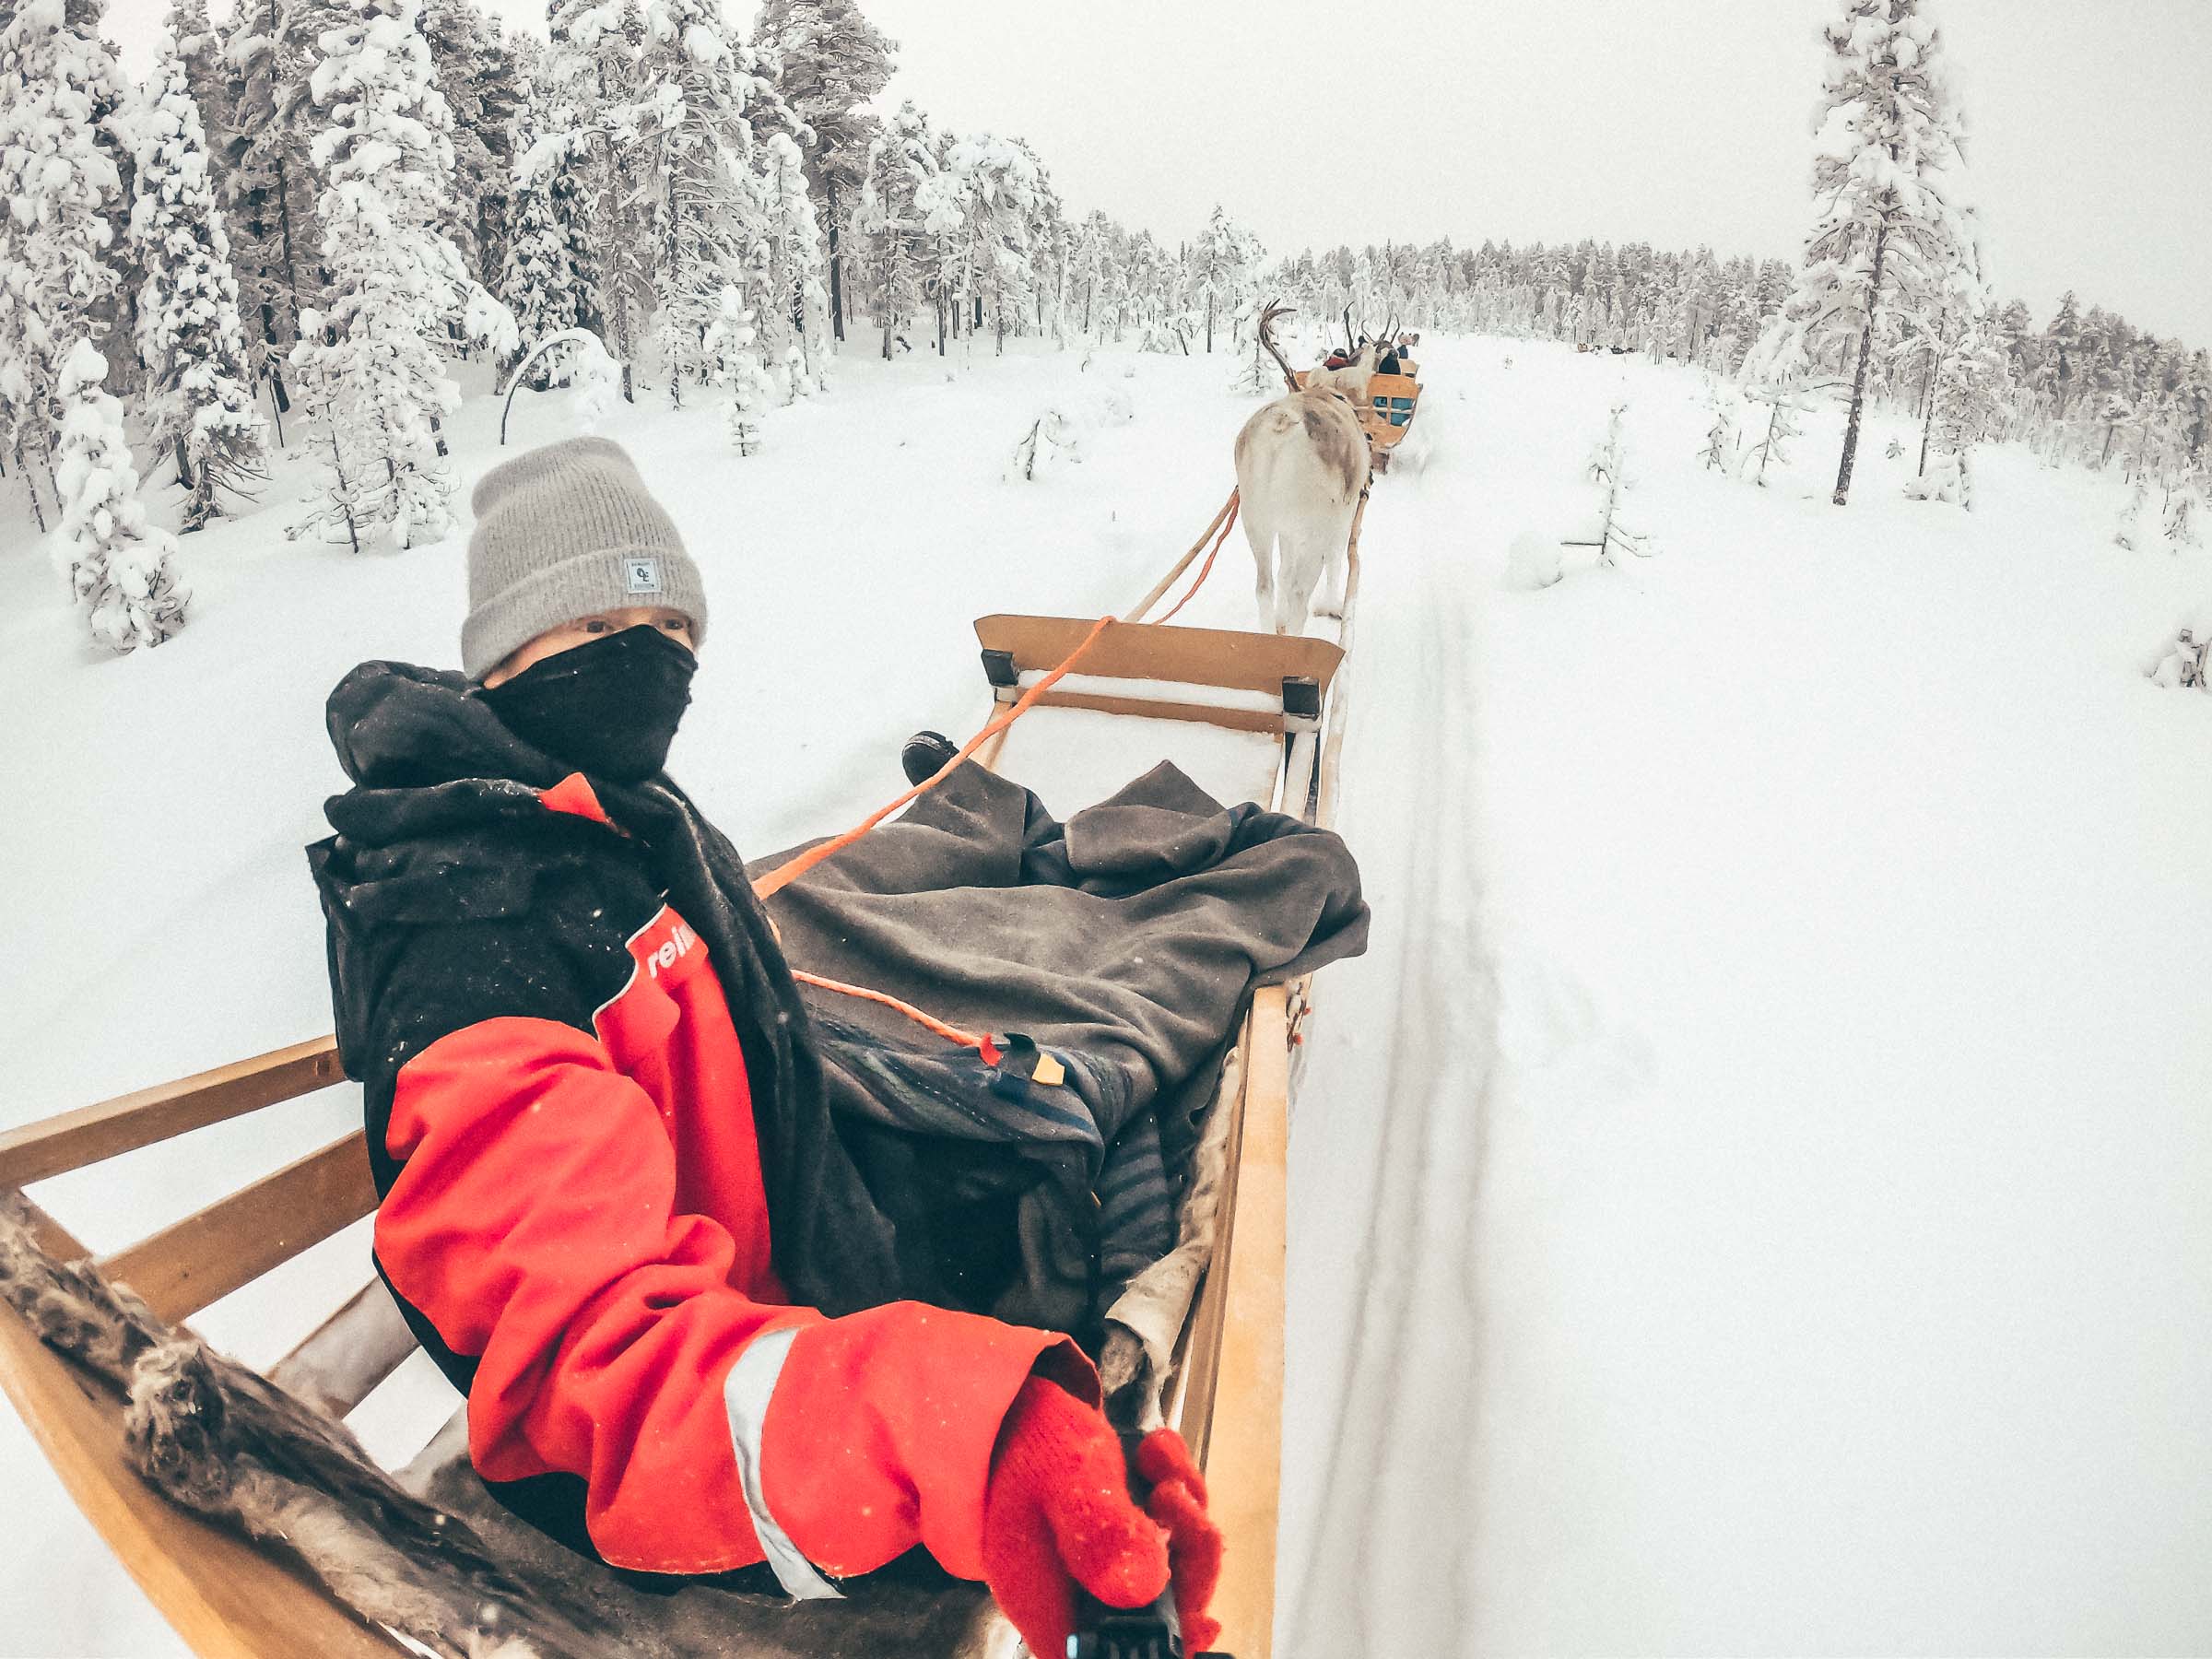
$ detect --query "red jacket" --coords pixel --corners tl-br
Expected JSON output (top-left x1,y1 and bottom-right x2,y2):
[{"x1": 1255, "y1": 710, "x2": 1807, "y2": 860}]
[{"x1": 326, "y1": 771, "x2": 1088, "y2": 1587}]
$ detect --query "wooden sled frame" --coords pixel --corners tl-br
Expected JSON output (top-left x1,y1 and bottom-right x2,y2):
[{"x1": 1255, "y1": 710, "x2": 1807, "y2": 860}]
[
  {"x1": 1291, "y1": 367, "x2": 1423, "y2": 460},
  {"x1": 967, "y1": 611, "x2": 1351, "y2": 1658},
  {"x1": 0, "y1": 612, "x2": 1357, "y2": 1659}
]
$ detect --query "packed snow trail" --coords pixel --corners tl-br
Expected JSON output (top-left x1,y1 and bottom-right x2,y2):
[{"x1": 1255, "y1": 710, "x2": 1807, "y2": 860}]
[
  {"x1": 1281, "y1": 432, "x2": 1500, "y2": 1655},
  {"x1": 1198, "y1": 339, "x2": 2212, "y2": 1655},
  {"x1": 1162, "y1": 366, "x2": 1515, "y2": 1654}
]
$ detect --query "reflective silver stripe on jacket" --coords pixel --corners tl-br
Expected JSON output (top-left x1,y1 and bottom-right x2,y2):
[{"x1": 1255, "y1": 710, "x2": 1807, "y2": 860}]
[{"x1": 722, "y1": 1325, "x2": 843, "y2": 1600}]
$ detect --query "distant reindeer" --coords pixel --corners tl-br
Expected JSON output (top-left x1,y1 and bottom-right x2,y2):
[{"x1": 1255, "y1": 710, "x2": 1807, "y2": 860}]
[
  {"x1": 1232, "y1": 301, "x2": 1371, "y2": 635},
  {"x1": 1301, "y1": 306, "x2": 1388, "y2": 401}
]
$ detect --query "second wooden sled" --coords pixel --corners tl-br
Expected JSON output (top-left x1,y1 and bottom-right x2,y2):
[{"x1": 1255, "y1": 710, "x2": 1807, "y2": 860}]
[
  {"x1": 1293, "y1": 367, "x2": 1421, "y2": 472},
  {"x1": 0, "y1": 606, "x2": 1355, "y2": 1659}
]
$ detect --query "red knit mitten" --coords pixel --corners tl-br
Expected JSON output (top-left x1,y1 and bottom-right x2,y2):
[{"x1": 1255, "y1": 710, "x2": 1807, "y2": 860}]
[
  {"x1": 1135, "y1": 1427, "x2": 1222, "y2": 1652},
  {"x1": 981, "y1": 1376, "x2": 1223, "y2": 1655}
]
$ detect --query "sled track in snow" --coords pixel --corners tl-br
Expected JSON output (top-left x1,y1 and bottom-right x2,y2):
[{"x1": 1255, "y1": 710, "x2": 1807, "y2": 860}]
[{"x1": 1290, "y1": 452, "x2": 1502, "y2": 1654}]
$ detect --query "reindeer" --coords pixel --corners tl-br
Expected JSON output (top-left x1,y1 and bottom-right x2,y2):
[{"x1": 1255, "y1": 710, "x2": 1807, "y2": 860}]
[
  {"x1": 1301, "y1": 306, "x2": 1389, "y2": 401},
  {"x1": 1232, "y1": 302, "x2": 1372, "y2": 636}
]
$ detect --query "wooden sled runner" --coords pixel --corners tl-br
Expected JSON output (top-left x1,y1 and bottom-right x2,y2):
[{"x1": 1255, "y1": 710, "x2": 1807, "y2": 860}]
[{"x1": 0, "y1": 594, "x2": 1356, "y2": 1657}]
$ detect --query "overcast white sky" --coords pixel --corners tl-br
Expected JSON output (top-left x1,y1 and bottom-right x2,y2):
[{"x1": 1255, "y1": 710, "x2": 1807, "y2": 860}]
[{"x1": 103, "y1": 0, "x2": 2212, "y2": 346}]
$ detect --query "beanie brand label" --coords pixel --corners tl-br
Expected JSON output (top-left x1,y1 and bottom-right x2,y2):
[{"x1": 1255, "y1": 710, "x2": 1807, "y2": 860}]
[{"x1": 625, "y1": 558, "x2": 664, "y2": 595}]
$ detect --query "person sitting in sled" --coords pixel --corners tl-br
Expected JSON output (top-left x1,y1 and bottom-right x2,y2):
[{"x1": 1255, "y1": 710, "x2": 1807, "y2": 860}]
[{"x1": 309, "y1": 439, "x2": 1220, "y2": 1656}]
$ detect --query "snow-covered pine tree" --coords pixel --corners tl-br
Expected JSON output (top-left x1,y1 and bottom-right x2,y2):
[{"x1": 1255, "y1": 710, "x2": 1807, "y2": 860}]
[
  {"x1": 561, "y1": 327, "x2": 623, "y2": 428},
  {"x1": 943, "y1": 135, "x2": 1038, "y2": 356},
  {"x1": 761, "y1": 130, "x2": 830, "y2": 394},
  {"x1": 853, "y1": 100, "x2": 940, "y2": 359},
  {"x1": 468, "y1": 22, "x2": 528, "y2": 289},
  {"x1": 1190, "y1": 205, "x2": 1247, "y2": 354},
  {"x1": 757, "y1": 0, "x2": 894, "y2": 345},
  {"x1": 1680, "y1": 247, "x2": 1721, "y2": 359},
  {"x1": 1018, "y1": 141, "x2": 1069, "y2": 343},
  {"x1": 405, "y1": 0, "x2": 524, "y2": 296},
  {"x1": 1580, "y1": 401, "x2": 1648, "y2": 563},
  {"x1": 1100, "y1": 223, "x2": 1141, "y2": 344},
  {"x1": 1133, "y1": 229, "x2": 1190, "y2": 354},
  {"x1": 0, "y1": 0, "x2": 130, "y2": 531},
  {"x1": 2164, "y1": 473, "x2": 2206, "y2": 550},
  {"x1": 926, "y1": 125, "x2": 966, "y2": 346},
  {"x1": 54, "y1": 338, "x2": 190, "y2": 651},
  {"x1": 289, "y1": 0, "x2": 468, "y2": 549},
  {"x1": 463, "y1": 281, "x2": 519, "y2": 362},
  {"x1": 1068, "y1": 210, "x2": 1110, "y2": 339},
  {"x1": 1886, "y1": 210, "x2": 2003, "y2": 505},
  {"x1": 1637, "y1": 254, "x2": 1679, "y2": 361},
  {"x1": 1907, "y1": 281, "x2": 2006, "y2": 508},
  {"x1": 2121, "y1": 383, "x2": 2169, "y2": 490},
  {"x1": 2090, "y1": 387, "x2": 2134, "y2": 471},
  {"x1": 500, "y1": 75, "x2": 593, "y2": 387},
  {"x1": 631, "y1": 0, "x2": 765, "y2": 403},
  {"x1": 1993, "y1": 296, "x2": 2037, "y2": 390},
  {"x1": 1700, "y1": 384, "x2": 1743, "y2": 471},
  {"x1": 703, "y1": 283, "x2": 771, "y2": 454},
  {"x1": 164, "y1": 0, "x2": 231, "y2": 149},
  {"x1": 542, "y1": 0, "x2": 641, "y2": 397},
  {"x1": 1780, "y1": 0, "x2": 1973, "y2": 505},
  {"x1": 2177, "y1": 349, "x2": 2211, "y2": 469},
  {"x1": 1738, "y1": 320, "x2": 1827, "y2": 486},
  {"x1": 219, "y1": 0, "x2": 342, "y2": 426},
  {"x1": 2114, "y1": 478, "x2": 2148, "y2": 550},
  {"x1": 1100, "y1": 227, "x2": 1141, "y2": 344},
  {"x1": 419, "y1": 0, "x2": 492, "y2": 278},
  {"x1": 130, "y1": 35, "x2": 267, "y2": 527},
  {"x1": 2041, "y1": 288, "x2": 2083, "y2": 417}
]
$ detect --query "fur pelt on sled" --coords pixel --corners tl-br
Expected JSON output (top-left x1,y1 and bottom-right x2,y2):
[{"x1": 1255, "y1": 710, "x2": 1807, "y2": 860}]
[{"x1": 0, "y1": 1197, "x2": 1006, "y2": 1659}]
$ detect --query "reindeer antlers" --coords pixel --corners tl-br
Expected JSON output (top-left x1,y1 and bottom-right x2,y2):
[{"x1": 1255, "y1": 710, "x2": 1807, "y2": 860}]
[{"x1": 1257, "y1": 300, "x2": 1301, "y2": 394}]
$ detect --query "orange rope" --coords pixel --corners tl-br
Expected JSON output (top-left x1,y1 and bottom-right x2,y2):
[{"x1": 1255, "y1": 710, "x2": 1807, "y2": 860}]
[
  {"x1": 1150, "y1": 494, "x2": 1241, "y2": 626},
  {"x1": 751, "y1": 612, "x2": 1115, "y2": 904},
  {"x1": 1124, "y1": 487, "x2": 1239, "y2": 624},
  {"x1": 755, "y1": 486, "x2": 1248, "y2": 1053},
  {"x1": 788, "y1": 969, "x2": 985, "y2": 1048}
]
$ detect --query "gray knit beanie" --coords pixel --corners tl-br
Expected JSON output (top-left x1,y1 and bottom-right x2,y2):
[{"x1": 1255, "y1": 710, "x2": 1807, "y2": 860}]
[{"x1": 461, "y1": 437, "x2": 709, "y2": 680}]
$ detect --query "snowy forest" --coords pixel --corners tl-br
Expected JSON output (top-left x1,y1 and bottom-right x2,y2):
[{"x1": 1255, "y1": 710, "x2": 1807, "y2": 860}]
[{"x1": 3, "y1": 0, "x2": 2209, "y2": 648}]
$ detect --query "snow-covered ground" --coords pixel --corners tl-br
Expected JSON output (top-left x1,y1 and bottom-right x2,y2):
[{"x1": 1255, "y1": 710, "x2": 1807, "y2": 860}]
[{"x1": 4, "y1": 335, "x2": 2209, "y2": 1656}]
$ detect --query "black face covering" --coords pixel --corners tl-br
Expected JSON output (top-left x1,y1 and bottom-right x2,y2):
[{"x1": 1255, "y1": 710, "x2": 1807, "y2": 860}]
[{"x1": 477, "y1": 624, "x2": 696, "y2": 782}]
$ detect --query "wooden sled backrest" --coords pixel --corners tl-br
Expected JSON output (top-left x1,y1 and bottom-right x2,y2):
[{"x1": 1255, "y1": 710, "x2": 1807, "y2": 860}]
[
  {"x1": 974, "y1": 614, "x2": 1344, "y2": 735},
  {"x1": 0, "y1": 1038, "x2": 408, "y2": 1657},
  {"x1": 1285, "y1": 371, "x2": 1419, "y2": 453},
  {"x1": 0, "y1": 1035, "x2": 414, "y2": 1412},
  {"x1": 0, "y1": 1037, "x2": 373, "y2": 1327},
  {"x1": 1360, "y1": 373, "x2": 1419, "y2": 452}
]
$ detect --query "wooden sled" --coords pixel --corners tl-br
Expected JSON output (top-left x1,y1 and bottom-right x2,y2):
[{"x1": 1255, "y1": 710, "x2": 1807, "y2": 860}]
[
  {"x1": 0, "y1": 605, "x2": 1357, "y2": 1659},
  {"x1": 1293, "y1": 367, "x2": 1422, "y2": 472}
]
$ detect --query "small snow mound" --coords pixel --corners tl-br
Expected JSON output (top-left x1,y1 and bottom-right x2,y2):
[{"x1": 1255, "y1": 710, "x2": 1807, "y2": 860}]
[
  {"x1": 1502, "y1": 529, "x2": 1565, "y2": 592},
  {"x1": 2144, "y1": 628, "x2": 2206, "y2": 691}
]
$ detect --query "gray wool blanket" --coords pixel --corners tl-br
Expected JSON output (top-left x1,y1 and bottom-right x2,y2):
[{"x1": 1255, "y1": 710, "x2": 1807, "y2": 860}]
[{"x1": 760, "y1": 758, "x2": 1368, "y2": 1335}]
